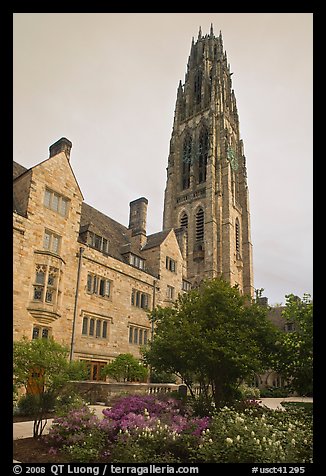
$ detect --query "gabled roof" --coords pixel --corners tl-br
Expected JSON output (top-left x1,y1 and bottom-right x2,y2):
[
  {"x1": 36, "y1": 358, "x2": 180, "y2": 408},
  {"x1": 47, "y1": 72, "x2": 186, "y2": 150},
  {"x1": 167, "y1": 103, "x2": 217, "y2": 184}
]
[{"x1": 142, "y1": 229, "x2": 172, "y2": 250}]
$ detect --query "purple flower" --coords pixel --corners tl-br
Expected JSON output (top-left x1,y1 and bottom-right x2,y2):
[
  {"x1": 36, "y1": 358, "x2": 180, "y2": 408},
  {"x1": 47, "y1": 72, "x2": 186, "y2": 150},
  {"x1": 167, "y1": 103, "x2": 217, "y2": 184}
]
[{"x1": 102, "y1": 394, "x2": 183, "y2": 421}]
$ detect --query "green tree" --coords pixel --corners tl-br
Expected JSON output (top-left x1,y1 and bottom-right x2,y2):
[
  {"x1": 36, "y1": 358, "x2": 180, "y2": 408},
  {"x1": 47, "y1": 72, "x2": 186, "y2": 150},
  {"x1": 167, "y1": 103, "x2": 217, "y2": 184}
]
[
  {"x1": 143, "y1": 278, "x2": 279, "y2": 408},
  {"x1": 102, "y1": 353, "x2": 148, "y2": 382},
  {"x1": 273, "y1": 293, "x2": 313, "y2": 395},
  {"x1": 13, "y1": 337, "x2": 88, "y2": 437}
]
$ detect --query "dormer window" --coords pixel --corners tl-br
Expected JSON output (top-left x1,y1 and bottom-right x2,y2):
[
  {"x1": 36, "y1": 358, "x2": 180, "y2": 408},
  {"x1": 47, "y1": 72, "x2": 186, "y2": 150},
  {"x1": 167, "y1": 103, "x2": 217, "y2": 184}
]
[
  {"x1": 129, "y1": 254, "x2": 145, "y2": 270},
  {"x1": 88, "y1": 232, "x2": 108, "y2": 254}
]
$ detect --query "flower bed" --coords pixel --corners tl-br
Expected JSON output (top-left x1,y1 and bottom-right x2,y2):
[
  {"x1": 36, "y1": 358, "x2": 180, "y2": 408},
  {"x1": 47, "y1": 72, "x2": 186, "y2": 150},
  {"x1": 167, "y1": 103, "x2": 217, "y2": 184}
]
[{"x1": 44, "y1": 394, "x2": 313, "y2": 463}]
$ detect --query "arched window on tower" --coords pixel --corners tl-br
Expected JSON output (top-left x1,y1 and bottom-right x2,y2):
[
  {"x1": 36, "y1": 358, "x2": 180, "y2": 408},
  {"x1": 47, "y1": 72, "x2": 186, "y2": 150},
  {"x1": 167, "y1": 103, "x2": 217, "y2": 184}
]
[
  {"x1": 180, "y1": 212, "x2": 188, "y2": 230},
  {"x1": 180, "y1": 212, "x2": 189, "y2": 257},
  {"x1": 182, "y1": 133, "x2": 192, "y2": 190},
  {"x1": 198, "y1": 126, "x2": 209, "y2": 183},
  {"x1": 235, "y1": 218, "x2": 241, "y2": 259},
  {"x1": 195, "y1": 208, "x2": 205, "y2": 243}
]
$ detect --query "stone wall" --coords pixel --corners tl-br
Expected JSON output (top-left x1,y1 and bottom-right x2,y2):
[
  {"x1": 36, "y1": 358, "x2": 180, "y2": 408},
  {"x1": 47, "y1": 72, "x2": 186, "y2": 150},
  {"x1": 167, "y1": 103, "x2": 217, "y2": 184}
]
[{"x1": 70, "y1": 381, "x2": 183, "y2": 405}]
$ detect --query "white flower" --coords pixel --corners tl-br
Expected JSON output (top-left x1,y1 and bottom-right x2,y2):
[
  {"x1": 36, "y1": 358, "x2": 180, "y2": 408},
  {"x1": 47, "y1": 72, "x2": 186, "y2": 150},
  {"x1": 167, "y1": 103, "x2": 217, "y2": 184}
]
[
  {"x1": 251, "y1": 431, "x2": 255, "y2": 437},
  {"x1": 226, "y1": 437, "x2": 233, "y2": 445},
  {"x1": 304, "y1": 439, "x2": 308, "y2": 444},
  {"x1": 236, "y1": 435, "x2": 241, "y2": 441},
  {"x1": 291, "y1": 439, "x2": 296, "y2": 446},
  {"x1": 256, "y1": 439, "x2": 260, "y2": 445}
]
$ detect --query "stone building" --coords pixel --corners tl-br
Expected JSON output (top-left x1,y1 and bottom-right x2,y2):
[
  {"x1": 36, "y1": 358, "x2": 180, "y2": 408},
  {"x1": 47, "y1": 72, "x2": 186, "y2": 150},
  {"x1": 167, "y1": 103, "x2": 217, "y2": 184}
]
[
  {"x1": 13, "y1": 138, "x2": 188, "y2": 380},
  {"x1": 13, "y1": 27, "x2": 255, "y2": 380}
]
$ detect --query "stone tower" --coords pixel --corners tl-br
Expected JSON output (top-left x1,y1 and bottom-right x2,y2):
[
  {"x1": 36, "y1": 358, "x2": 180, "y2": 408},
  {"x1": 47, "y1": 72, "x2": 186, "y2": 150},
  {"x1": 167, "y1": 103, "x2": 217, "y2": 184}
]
[{"x1": 163, "y1": 26, "x2": 254, "y2": 297}]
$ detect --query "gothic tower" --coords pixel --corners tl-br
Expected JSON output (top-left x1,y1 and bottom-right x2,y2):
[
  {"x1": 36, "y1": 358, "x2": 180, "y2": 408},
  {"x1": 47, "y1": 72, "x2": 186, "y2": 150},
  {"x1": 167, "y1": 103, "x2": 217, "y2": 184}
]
[{"x1": 163, "y1": 26, "x2": 254, "y2": 297}]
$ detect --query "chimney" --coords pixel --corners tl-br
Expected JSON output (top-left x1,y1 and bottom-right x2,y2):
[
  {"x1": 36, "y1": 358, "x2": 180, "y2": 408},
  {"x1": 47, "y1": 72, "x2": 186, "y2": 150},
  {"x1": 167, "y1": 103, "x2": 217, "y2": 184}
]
[
  {"x1": 257, "y1": 296, "x2": 269, "y2": 307},
  {"x1": 129, "y1": 197, "x2": 148, "y2": 248},
  {"x1": 49, "y1": 137, "x2": 72, "y2": 160}
]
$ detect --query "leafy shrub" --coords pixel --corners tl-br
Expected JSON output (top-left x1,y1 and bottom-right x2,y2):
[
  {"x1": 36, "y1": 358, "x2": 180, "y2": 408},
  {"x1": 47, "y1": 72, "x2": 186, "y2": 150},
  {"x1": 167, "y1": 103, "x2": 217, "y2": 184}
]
[
  {"x1": 44, "y1": 394, "x2": 312, "y2": 463},
  {"x1": 238, "y1": 383, "x2": 260, "y2": 399},
  {"x1": 46, "y1": 405, "x2": 104, "y2": 461},
  {"x1": 62, "y1": 428, "x2": 106, "y2": 463},
  {"x1": 260, "y1": 386, "x2": 291, "y2": 398},
  {"x1": 187, "y1": 393, "x2": 216, "y2": 417},
  {"x1": 54, "y1": 391, "x2": 88, "y2": 417},
  {"x1": 102, "y1": 394, "x2": 188, "y2": 425},
  {"x1": 150, "y1": 370, "x2": 177, "y2": 384},
  {"x1": 104, "y1": 394, "x2": 210, "y2": 462},
  {"x1": 109, "y1": 422, "x2": 199, "y2": 463},
  {"x1": 102, "y1": 354, "x2": 148, "y2": 382},
  {"x1": 193, "y1": 405, "x2": 312, "y2": 463},
  {"x1": 17, "y1": 392, "x2": 55, "y2": 416}
]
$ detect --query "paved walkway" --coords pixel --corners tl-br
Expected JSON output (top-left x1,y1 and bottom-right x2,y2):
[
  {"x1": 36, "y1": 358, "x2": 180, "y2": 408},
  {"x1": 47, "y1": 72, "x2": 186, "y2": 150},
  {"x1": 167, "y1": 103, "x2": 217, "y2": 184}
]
[
  {"x1": 13, "y1": 398, "x2": 313, "y2": 440},
  {"x1": 13, "y1": 405, "x2": 106, "y2": 440}
]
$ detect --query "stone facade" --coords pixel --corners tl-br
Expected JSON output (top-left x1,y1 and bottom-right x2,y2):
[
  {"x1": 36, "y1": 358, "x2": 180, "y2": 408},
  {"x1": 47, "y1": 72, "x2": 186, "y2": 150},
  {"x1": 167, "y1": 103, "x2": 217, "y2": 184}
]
[
  {"x1": 163, "y1": 27, "x2": 254, "y2": 296},
  {"x1": 13, "y1": 139, "x2": 186, "y2": 380},
  {"x1": 13, "y1": 28, "x2": 257, "y2": 381}
]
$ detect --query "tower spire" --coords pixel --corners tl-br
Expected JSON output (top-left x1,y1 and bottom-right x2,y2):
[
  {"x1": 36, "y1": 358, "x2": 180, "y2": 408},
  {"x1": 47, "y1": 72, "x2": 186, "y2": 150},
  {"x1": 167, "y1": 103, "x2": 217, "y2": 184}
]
[{"x1": 163, "y1": 28, "x2": 254, "y2": 297}]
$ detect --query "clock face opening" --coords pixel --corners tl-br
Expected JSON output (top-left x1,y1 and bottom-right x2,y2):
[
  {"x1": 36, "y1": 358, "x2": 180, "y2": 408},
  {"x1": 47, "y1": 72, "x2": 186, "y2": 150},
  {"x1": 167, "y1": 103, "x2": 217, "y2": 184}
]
[{"x1": 227, "y1": 146, "x2": 239, "y2": 171}]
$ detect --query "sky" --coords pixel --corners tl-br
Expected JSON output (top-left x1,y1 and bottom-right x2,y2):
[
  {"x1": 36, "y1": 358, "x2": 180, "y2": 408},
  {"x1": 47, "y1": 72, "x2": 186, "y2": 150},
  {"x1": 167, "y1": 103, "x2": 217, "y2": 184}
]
[{"x1": 13, "y1": 13, "x2": 313, "y2": 306}]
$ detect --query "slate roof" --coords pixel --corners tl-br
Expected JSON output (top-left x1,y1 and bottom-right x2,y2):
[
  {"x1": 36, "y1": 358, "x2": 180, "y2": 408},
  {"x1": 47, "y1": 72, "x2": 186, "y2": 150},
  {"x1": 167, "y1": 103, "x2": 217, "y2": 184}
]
[
  {"x1": 13, "y1": 161, "x2": 29, "y2": 216},
  {"x1": 13, "y1": 161, "x2": 28, "y2": 180},
  {"x1": 79, "y1": 204, "x2": 172, "y2": 266},
  {"x1": 79, "y1": 202, "x2": 131, "y2": 262},
  {"x1": 142, "y1": 230, "x2": 171, "y2": 250}
]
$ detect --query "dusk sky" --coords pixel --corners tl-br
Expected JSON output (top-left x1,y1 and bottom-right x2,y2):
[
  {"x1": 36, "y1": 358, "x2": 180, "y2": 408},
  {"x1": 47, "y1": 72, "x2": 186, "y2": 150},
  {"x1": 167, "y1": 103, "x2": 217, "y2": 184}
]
[{"x1": 13, "y1": 13, "x2": 313, "y2": 305}]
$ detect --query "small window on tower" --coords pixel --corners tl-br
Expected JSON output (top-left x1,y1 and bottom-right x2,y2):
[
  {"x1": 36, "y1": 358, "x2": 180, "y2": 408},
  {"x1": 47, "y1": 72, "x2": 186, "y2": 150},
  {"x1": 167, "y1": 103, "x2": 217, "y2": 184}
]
[
  {"x1": 195, "y1": 208, "x2": 204, "y2": 242},
  {"x1": 235, "y1": 219, "x2": 241, "y2": 259},
  {"x1": 198, "y1": 126, "x2": 209, "y2": 183},
  {"x1": 182, "y1": 134, "x2": 192, "y2": 190},
  {"x1": 180, "y1": 212, "x2": 188, "y2": 230},
  {"x1": 194, "y1": 70, "x2": 202, "y2": 104}
]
